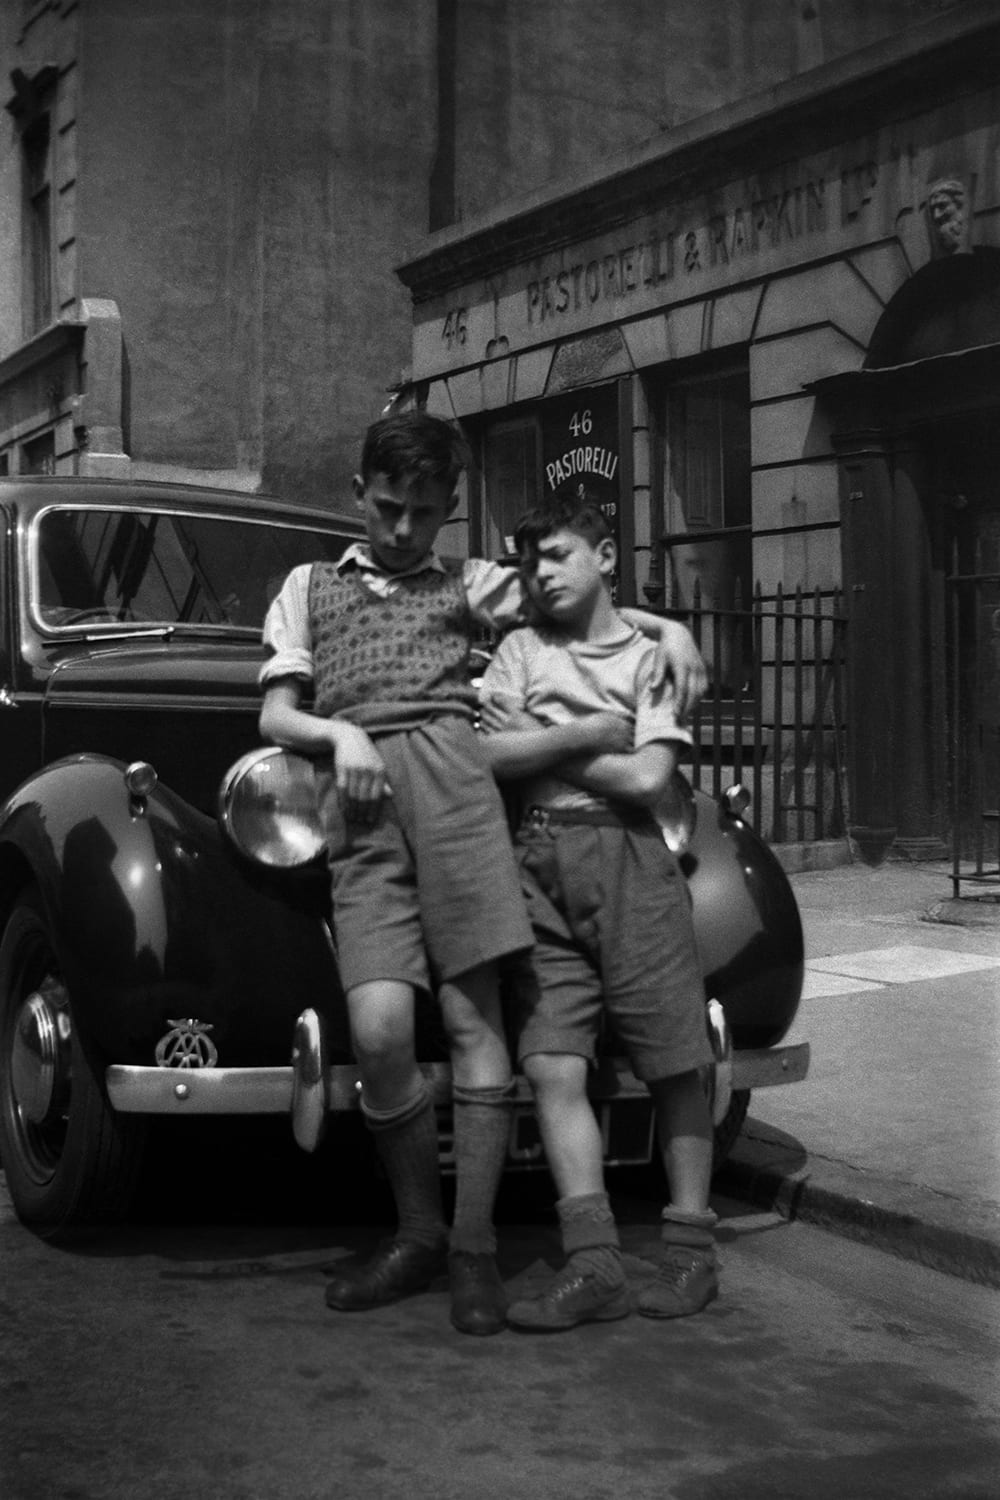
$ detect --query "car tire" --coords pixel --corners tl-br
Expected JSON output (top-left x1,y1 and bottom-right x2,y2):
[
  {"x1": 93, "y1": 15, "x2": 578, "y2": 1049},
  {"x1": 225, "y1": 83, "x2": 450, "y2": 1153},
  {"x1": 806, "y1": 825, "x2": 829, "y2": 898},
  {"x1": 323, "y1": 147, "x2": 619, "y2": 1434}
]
[{"x1": 0, "y1": 885, "x2": 146, "y2": 1239}]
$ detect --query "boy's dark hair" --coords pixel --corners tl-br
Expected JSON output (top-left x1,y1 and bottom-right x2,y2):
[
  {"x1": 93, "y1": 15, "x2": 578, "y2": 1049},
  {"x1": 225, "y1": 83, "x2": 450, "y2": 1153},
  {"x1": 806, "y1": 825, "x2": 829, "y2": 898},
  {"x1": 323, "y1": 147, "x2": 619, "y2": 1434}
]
[
  {"x1": 360, "y1": 410, "x2": 470, "y2": 490},
  {"x1": 513, "y1": 484, "x2": 612, "y2": 564}
]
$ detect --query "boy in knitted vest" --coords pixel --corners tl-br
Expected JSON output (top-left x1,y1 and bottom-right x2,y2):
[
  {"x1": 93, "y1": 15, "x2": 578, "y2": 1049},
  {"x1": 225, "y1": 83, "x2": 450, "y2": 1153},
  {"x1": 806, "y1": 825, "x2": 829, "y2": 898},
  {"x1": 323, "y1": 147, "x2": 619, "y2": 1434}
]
[
  {"x1": 259, "y1": 412, "x2": 705, "y2": 1337},
  {"x1": 480, "y1": 488, "x2": 718, "y2": 1331}
]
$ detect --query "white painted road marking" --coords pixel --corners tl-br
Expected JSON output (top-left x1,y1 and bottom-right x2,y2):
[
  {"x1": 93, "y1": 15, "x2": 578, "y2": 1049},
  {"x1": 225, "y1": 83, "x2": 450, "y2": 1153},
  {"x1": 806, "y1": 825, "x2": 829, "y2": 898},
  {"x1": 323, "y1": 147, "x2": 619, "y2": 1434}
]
[
  {"x1": 802, "y1": 943, "x2": 1000, "y2": 999},
  {"x1": 800, "y1": 970, "x2": 886, "y2": 1000}
]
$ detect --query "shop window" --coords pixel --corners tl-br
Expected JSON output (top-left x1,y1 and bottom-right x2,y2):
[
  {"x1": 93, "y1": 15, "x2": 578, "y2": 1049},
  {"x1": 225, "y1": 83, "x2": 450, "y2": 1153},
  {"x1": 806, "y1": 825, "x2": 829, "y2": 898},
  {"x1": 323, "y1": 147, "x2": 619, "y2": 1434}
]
[
  {"x1": 662, "y1": 367, "x2": 751, "y2": 689},
  {"x1": 22, "y1": 109, "x2": 53, "y2": 336},
  {"x1": 483, "y1": 417, "x2": 541, "y2": 555}
]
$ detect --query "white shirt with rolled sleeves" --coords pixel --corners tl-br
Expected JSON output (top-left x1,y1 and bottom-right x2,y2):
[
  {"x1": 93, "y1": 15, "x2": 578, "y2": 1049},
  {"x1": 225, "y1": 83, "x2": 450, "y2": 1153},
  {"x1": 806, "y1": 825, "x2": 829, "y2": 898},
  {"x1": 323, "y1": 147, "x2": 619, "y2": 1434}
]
[{"x1": 479, "y1": 623, "x2": 693, "y2": 812}]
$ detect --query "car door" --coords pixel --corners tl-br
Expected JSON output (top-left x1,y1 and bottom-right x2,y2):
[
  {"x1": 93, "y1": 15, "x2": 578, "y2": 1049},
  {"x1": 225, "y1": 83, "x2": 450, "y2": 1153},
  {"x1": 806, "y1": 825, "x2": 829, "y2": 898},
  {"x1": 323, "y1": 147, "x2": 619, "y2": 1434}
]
[{"x1": 0, "y1": 504, "x2": 43, "y2": 797}]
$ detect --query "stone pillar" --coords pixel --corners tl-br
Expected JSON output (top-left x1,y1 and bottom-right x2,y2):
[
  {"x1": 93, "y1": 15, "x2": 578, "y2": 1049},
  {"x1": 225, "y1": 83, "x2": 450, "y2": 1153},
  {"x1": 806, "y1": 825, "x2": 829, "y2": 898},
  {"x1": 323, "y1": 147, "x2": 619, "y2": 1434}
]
[
  {"x1": 834, "y1": 430, "x2": 898, "y2": 862},
  {"x1": 76, "y1": 299, "x2": 129, "y2": 477},
  {"x1": 890, "y1": 436, "x2": 949, "y2": 856}
]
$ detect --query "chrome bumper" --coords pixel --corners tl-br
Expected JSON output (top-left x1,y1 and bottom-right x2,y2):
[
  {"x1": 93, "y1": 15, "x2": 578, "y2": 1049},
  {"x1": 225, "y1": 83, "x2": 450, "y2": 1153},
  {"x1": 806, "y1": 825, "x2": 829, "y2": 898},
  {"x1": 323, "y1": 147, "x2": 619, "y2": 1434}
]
[
  {"x1": 105, "y1": 1043, "x2": 810, "y2": 1112},
  {"x1": 105, "y1": 1057, "x2": 513, "y2": 1113},
  {"x1": 105, "y1": 1005, "x2": 810, "y2": 1152},
  {"x1": 731, "y1": 1041, "x2": 810, "y2": 1090}
]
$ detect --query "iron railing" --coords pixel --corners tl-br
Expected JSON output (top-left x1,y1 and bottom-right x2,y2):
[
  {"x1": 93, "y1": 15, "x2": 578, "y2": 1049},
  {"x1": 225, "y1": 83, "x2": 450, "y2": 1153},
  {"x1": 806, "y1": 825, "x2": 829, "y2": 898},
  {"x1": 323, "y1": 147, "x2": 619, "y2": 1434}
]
[
  {"x1": 671, "y1": 580, "x2": 849, "y2": 845},
  {"x1": 947, "y1": 555, "x2": 1000, "y2": 896}
]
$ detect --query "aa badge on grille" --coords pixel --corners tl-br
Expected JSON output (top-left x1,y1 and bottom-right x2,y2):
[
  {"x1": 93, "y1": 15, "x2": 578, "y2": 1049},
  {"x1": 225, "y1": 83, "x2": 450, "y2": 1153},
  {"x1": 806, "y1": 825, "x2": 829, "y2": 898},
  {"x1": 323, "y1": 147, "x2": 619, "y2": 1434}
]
[{"x1": 155, "y1": 1019, "x2": 218, "y2": 1069}]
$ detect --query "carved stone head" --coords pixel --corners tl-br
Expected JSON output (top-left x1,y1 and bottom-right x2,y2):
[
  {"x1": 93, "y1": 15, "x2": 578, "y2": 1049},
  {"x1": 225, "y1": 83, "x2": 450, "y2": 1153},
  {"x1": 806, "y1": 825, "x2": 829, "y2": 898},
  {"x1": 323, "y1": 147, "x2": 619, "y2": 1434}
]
[{"x1": 926, "y1": 178, "x2": 970, "y2": 257}]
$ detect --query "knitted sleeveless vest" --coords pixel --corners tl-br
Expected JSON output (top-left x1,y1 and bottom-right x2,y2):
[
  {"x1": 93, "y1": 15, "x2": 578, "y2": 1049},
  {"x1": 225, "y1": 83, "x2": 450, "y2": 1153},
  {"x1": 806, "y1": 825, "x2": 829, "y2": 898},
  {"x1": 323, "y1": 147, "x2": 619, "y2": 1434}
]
[{"x1": 308, "y1": 561, "x2": 477, "y2": 725}]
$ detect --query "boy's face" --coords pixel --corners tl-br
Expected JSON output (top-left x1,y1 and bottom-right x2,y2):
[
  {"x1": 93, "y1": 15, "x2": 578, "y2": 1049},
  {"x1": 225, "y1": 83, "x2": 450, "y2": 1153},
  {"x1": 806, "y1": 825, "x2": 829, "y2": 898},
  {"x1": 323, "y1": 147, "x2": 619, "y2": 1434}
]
[
  {"x1": 520, "y1": 526, "x2": 615, "y2": 623},
  {"x1": 353, "y1": 471, "x2": 456, "y2": 573}
]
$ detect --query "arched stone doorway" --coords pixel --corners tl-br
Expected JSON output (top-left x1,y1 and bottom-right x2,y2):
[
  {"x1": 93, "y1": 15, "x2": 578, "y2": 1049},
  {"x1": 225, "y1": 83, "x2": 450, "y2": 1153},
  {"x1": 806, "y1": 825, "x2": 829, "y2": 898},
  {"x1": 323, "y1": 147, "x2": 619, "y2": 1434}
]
[{"x1": 814, "y1": 247, "x2": 1000, "y2": 864}]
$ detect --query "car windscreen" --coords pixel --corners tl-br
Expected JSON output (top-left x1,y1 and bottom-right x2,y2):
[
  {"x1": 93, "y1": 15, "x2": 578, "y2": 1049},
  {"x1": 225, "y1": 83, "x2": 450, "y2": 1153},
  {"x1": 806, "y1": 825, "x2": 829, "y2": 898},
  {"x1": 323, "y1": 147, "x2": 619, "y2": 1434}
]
[{"x1": 33, "y1": 507, "x2": 357, "y2": 632}]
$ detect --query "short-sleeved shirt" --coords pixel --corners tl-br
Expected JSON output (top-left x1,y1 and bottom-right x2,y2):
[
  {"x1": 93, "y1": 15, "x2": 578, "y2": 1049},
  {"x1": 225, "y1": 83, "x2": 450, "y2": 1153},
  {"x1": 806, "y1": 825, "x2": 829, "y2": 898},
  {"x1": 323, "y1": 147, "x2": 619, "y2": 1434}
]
[
  {"x1": 259, "y1": 543, "x2": 526, "y2": 690},
  {"x1": 479, "y1": 623, "x2": 692, "y2": 812}
]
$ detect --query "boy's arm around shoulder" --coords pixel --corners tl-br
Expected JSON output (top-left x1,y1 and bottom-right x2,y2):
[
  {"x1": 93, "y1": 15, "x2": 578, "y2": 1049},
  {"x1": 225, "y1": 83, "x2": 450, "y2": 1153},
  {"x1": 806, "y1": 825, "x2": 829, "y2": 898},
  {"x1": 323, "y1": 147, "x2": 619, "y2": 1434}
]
[{"x1": 618, "y1": 608, "x2": 706, "y2": 719}]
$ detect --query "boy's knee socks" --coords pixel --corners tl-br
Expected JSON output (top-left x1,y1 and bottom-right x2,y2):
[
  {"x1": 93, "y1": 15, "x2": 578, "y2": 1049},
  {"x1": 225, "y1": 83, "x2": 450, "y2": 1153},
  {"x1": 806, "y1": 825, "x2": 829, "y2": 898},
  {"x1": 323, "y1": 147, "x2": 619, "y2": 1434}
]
[
  {"x1": 449, "y1": 1081, "x2": 516, "y2": 1256},
  {"x1": 361, "y1": 1084, "x2": 447, "y2": 1249},
  {"x1": 660, "y1": 1204, "x2": 718, "y2": 1264},
  {"x1": 558, "y1": 1191, "x2": 625, "y2": 1288}
]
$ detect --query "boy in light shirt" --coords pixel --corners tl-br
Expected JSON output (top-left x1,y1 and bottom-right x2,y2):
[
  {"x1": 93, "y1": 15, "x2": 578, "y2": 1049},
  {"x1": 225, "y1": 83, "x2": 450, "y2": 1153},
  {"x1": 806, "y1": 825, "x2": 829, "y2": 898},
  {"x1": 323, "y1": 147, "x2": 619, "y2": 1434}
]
[{"x1": 481, "y1": 488, "x2": 718, "y2": 1330}]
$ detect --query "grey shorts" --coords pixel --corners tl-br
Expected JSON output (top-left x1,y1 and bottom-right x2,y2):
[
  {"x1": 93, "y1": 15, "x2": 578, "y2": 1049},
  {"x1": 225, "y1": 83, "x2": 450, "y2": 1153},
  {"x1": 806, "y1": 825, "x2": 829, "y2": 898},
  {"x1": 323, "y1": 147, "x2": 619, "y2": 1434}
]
[
  {"x1": 512, "y1": 809, "x2": 713, "y2": 1083},
  {"x1": 318, "y1": 716, "x2": 533, "y2": 993}
]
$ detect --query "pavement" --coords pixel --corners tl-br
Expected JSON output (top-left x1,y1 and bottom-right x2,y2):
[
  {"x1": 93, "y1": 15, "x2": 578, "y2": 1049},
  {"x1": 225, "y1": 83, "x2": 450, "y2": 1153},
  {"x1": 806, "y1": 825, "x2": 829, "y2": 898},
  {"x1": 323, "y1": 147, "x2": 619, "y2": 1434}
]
[{"x1": 715, "y1": 850, "x2": 1000, "y2": 1289}]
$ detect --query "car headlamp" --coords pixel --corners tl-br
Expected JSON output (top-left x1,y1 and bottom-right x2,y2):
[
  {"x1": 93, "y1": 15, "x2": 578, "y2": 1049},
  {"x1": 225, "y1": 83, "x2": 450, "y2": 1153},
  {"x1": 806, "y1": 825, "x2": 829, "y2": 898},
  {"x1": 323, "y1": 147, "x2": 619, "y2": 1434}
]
[
  {"x1": 655, "y1": 770, "x2": 697, "y2": 854},
  {"x1": 219, "y1": 748, "x2": 326, "y2": 869},
  {"x1": 723, "y1": 783, "x2": 752, "y2": 819}
]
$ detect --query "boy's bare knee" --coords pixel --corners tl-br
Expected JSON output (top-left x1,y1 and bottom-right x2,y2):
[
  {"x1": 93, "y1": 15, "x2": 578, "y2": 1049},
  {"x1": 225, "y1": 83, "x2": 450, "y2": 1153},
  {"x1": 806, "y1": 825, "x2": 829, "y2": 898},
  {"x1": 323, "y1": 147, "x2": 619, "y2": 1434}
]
[
  {"x1": 352, "y1": 1029, "x2": 410, "y2": 1075},
  {"x1": 346, "y1": 981, "x2": 414, "y2": 1062},
  {"x1": 524, "y1": 1051, "x2": 588, "y2": 1098}
]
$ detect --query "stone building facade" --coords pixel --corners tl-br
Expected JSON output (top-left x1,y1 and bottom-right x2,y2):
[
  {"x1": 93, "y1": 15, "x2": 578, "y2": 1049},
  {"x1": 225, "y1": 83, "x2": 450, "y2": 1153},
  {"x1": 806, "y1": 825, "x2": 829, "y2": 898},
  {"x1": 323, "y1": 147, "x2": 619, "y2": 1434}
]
[
  {"x1": 395, "y1": 3, "x2": 1000, "y2": 860},
  {"x1": 0, "y1": 0, "x2": 442, "y2": 505},
  {"x1": 1, "y1": 0, "x2": 952, "y2": 498},
  {"x1": 2, "y1": 1, "x2": 994, "y2": 855}
]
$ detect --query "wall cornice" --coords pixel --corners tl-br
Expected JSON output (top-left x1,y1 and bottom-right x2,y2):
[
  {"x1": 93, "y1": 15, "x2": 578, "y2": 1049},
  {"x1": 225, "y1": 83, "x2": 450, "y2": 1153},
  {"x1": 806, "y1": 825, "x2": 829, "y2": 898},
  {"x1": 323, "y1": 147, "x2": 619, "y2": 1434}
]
[
  {"x1": 0, "y1": 320, "x2": 83, "y2": 390},
  {"x1": 397, "y1": 2, "x2": 1000, "y2": 303}
]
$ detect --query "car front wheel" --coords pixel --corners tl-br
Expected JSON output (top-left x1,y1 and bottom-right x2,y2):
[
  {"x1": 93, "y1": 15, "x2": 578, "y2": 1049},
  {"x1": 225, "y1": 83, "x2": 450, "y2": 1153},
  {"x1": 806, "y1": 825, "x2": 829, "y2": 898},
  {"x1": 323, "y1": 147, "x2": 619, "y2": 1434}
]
[{"x1": 0, "y1": 885, "x2": 146, "y2": 1239}]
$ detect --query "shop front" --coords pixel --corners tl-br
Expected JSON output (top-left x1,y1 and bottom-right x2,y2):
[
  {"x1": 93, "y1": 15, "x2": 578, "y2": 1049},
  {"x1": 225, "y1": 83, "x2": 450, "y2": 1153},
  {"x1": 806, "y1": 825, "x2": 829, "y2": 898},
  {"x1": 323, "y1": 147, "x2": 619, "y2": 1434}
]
[
  {"x1": 395, "y1": 17, "x2": 1000, "y2": 857},
  {"x1": 816, "y1": 249, "x2": 1000, "y2": 868}
]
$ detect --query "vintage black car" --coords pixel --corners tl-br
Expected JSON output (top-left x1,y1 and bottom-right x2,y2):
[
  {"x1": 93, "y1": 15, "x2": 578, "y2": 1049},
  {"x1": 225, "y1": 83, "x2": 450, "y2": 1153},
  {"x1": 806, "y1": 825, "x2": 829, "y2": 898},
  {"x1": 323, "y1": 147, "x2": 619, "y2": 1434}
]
[{"x1": 0, "y1": 477, "x2": 809, "y2": 1239}]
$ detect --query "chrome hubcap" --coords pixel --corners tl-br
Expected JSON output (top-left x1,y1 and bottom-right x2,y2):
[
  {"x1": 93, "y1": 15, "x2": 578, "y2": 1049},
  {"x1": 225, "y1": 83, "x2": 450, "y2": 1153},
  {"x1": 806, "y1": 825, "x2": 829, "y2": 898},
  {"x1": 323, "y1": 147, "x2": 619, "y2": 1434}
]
[{"x1": 11, "y1": 977, "x2": 71, "y2": 1125}]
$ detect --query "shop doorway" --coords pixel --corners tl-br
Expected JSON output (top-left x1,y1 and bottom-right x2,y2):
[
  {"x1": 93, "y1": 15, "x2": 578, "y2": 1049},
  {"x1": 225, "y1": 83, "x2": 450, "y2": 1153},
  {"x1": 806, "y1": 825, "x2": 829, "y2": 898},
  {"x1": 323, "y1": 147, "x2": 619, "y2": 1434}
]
[{"x1": 816, "y1": 248, "x2": 1000, "y2": 863}]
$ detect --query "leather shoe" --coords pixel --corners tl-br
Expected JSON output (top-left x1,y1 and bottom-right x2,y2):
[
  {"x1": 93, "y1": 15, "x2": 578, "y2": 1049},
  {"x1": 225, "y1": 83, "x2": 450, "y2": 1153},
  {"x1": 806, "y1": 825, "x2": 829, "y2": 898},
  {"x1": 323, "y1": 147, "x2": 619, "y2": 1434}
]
[
  {"x1": 449, "y1": 1251, "x2": 507, "y2": 1336},
  {"x1": 506, "y1": 1266, "x2": 630, "y2": 1331},
  {"x1": 325, "y1": 1237, "x2": 447, "y2": 1311},
  {"x1": 636, "y1": 1247, "x2": 718, "y2": 1319}
]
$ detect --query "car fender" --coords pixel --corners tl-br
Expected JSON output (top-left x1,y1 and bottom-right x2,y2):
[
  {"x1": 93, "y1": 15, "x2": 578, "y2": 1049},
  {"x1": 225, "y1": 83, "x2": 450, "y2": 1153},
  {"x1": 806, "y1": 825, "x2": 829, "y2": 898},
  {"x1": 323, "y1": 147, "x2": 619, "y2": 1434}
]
[
  {"x1": 0, "y1": 755, "x2": 347, "y2": 1067},
  {"x1": 682, "y1": 790, "x2": 805, "y2": 1050}
]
